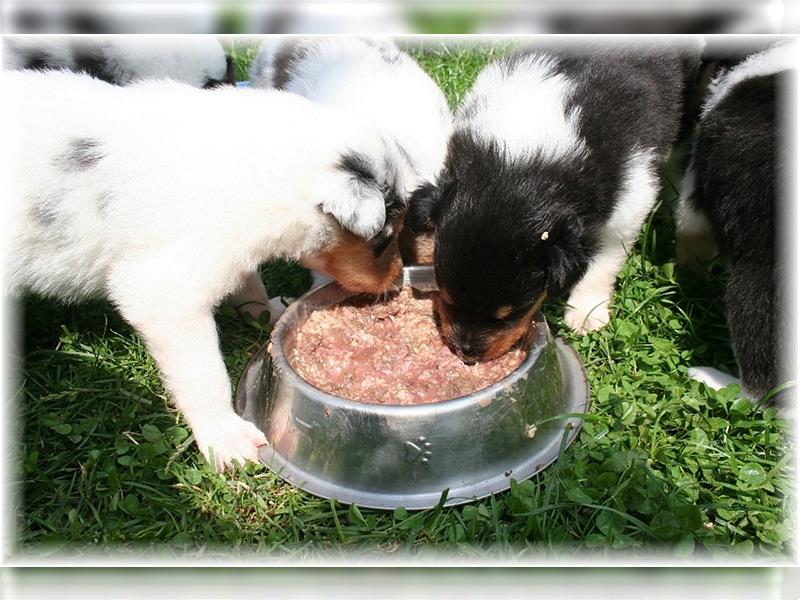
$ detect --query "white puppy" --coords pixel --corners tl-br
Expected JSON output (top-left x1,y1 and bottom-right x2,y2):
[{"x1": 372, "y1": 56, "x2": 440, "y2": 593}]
[
  {"x1": 3, "y1": 70, "x2": 409, "y2": 470},
  {"x1": 251, "y1": 36, "x2": 453, "y2": 272}
]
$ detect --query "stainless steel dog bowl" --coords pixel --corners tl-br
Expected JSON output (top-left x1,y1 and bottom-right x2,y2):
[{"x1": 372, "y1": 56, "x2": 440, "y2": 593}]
[{"x1": 235, "y1": 266, "x2": 589, "y2": 510}]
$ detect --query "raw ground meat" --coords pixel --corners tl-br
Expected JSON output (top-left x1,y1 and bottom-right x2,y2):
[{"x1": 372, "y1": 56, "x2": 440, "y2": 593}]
[{"x1": 285, "y1": 287, "x2": 527, "y2": 405}]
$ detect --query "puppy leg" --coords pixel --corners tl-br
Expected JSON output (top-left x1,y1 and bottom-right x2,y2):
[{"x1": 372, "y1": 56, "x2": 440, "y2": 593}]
[
  {"x1": 564, "y1": 246, "x2": 627, "y2": 333},
  {"x1": 687, "y1": 264, "x2": 777, "y2": 404},
  {"x1": 109, "y1": 266, "x2": 267, "y2": 471},
  {"x1": 565, "y1": 150, "x2": 660, "y2": 333},
  {"x1": 725, "y1": 262, "x2": 776, "y2": 400},
  {"x1": 229, "y1": 269, "x2": 290, "y2": 325},
  {"x1": 675, "y1": 165, "x2": 718, "y2": 272}
]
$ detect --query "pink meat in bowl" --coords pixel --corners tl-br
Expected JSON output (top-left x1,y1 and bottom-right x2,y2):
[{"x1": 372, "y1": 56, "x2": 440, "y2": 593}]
[{"x1": 287, "y1": 288, "x2": 527, "y2": 405}]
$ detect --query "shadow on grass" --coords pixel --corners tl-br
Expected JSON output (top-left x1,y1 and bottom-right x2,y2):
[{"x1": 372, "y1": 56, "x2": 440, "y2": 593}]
[{"x1": 671, "y1": 263, "x2": 739, "y2": 378}]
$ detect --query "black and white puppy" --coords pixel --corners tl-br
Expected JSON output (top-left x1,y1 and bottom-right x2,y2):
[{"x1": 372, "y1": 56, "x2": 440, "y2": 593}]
[
  {"x1": 676, "y1": 41, "x2": 795, "y2": 401},
  {"x1": 407, "y1": 42, "x2": 699, "y2": 362},
  {"x1": 4, "y1": 36, "x2": 235, "y2": 88},
  {"x1": 4, "y1": 70, "x2": 408, "y2": 470}
]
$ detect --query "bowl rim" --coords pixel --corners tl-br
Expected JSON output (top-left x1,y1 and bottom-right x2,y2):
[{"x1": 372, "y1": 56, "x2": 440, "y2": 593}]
[{"x1": 268, "y1": 267, "x2": 551, "y2": 415}]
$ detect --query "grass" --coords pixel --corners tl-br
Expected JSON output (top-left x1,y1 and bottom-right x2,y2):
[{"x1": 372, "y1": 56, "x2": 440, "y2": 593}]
[{"x1": 11, "y1": 40, "x2": 793, "y2": 561}]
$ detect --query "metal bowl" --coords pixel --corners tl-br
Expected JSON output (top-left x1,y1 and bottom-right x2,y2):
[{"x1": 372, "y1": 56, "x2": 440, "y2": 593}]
[{"x1": 234, "y1": 266, "x2": 589, "y2": 510}]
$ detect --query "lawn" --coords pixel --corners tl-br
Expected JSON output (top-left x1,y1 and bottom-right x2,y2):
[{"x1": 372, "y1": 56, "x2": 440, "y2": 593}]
[{"x1": 11, "y1": 39, "x2": 793, "y2": 561}]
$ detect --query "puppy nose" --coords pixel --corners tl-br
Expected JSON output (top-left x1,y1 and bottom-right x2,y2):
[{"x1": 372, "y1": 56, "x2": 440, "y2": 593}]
[{"x1": 453, "y1": 338, "x2": 484, "y2": 364}]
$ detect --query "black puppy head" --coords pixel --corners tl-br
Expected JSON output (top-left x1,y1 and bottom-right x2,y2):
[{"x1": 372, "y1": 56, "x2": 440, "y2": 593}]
[{"x1": 430, "y1": 142, "x2": 590, "y2": 362}]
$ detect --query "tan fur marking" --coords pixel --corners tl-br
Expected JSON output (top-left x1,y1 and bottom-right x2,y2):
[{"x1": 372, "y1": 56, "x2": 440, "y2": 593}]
[
  {"x1": 399, "y1": 230, "x2": 435, "y2": 265},
  {"x1": 495, "y1": 305, "x2": 514, "y2": 319},
  {"x1": 316, "y1": 230, "x2": 403, "y2": 294}
]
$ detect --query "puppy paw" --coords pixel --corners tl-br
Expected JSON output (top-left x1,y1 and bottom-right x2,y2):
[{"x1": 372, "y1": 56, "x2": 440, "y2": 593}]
[
  {"x1": 192, "y1": 414, "x2": 268, "y2": 472},
  {"x1": 687, "y1": 366, "x2": 741, "y2": 391},
  {"x1": 564, "y1": 300, "x2": 610, "y2": 334}
]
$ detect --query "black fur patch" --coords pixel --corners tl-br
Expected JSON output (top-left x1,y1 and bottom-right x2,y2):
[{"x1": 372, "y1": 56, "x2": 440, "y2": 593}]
[
  {"x1": 405, "y1": 181, "x2": 443, "y2": 234},
  {"x1": 689, "y1": 71, "x2": 784, "y2": 397},
  {"x1": 272, "y1": 40, "x2": 308, "y2": 90},
  {"x1": 23, "y1": 50, "x2": 49, "y2": 70},
  {"x1": 337, "y1": 151, "x2": 378, "y2": 187},
  {"x1": 71, "y1": 45, "x2": 116, "y2": 84},
  {"x1": 55, "y1": 137, "x2": 105, "y2": 171}
]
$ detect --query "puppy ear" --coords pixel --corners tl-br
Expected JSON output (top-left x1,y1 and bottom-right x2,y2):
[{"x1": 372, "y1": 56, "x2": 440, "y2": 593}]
[
  {"x1": 405, "y1": 172, "x2": 452, "y2": 234},
  {"x1": 320, "y1": 152, "x2": 387, "y2": 240},
  {"x1": 543, "y1": 218, "x2": 590, "y2": 297},
  {"x1": 320, "y1": 183, "x2": 386, "y2": 240},
  {"x1": 405, "y1": 182, "x2": 439, "y2": 234}
]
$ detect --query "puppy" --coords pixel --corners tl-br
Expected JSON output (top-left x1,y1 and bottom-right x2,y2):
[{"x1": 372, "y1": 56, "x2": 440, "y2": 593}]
[
  {"x1": 4, "y1": 36, "x2": 235, "y2": 88},
  {"x1": 250, "y1": 36, "x2": 452, "y2": 269},
  {"x1": 3, "y1": 70, "x2": 408, "y2": 470},
  {"x1": 407, "y1": 42, "x2": 699, "y2": 362},
  {"x1": 676, "y1": 41, "x2": 795, "y2": 401}
]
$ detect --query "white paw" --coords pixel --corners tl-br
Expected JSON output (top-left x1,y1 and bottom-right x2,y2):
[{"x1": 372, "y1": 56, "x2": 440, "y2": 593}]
[
  {"x1": 191, "y1": 413, "x2": 268, "y2": 472},
  {"x1": 687, "y1": 366, "x2": 741, "y2": 391},
  {"x1": 564, "y1": 299, "x2": 610, "y2": 334}
]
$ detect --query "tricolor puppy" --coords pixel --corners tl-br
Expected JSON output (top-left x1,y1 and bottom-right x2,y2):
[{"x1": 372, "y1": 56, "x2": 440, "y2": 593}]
[
  {"x1": 676, "y1": 42, "x2": 795, "y2": 402},
  {"x1": 250, "y1": 36, "x2": 452, "y2": 267},
  {"x1": 4, "y1": 36, "x2": 235, "y2": 88},
  {"x1": 407, "y1": 43, "x2": 698, "y2": 362},
  {"x1": 3, "y1": 70, "x2": 408, "y2": 470}
]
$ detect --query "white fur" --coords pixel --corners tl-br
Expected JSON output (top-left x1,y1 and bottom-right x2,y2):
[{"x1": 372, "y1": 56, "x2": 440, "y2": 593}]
[
  {"x1": 688, "y1": 366, "x2": 750, "y2": 397},
  {"x1": 250, "y1": 37, "x2": 452, "y2": 189},
  {"x1": 703, "y1": 41, "x2": 797, "y2": 118},
  {"x1": 565, "y1": 149, "x2": 659, "y2": 333},
  {"x1": 3, "y1": 69, "x2": 405, "y2": 470},
  {"x1": 458, "y1": 54, "x2": 586, "y2": 162},
  {"x1": 91, "y1": 38, "x2": 229, "y2": 87},
  {"x1": 4, "y1": 36, "x2": 229, "y2": 87},
  {"x1": 675, "y1": 162, "x2": 719, "y2": 271}
]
